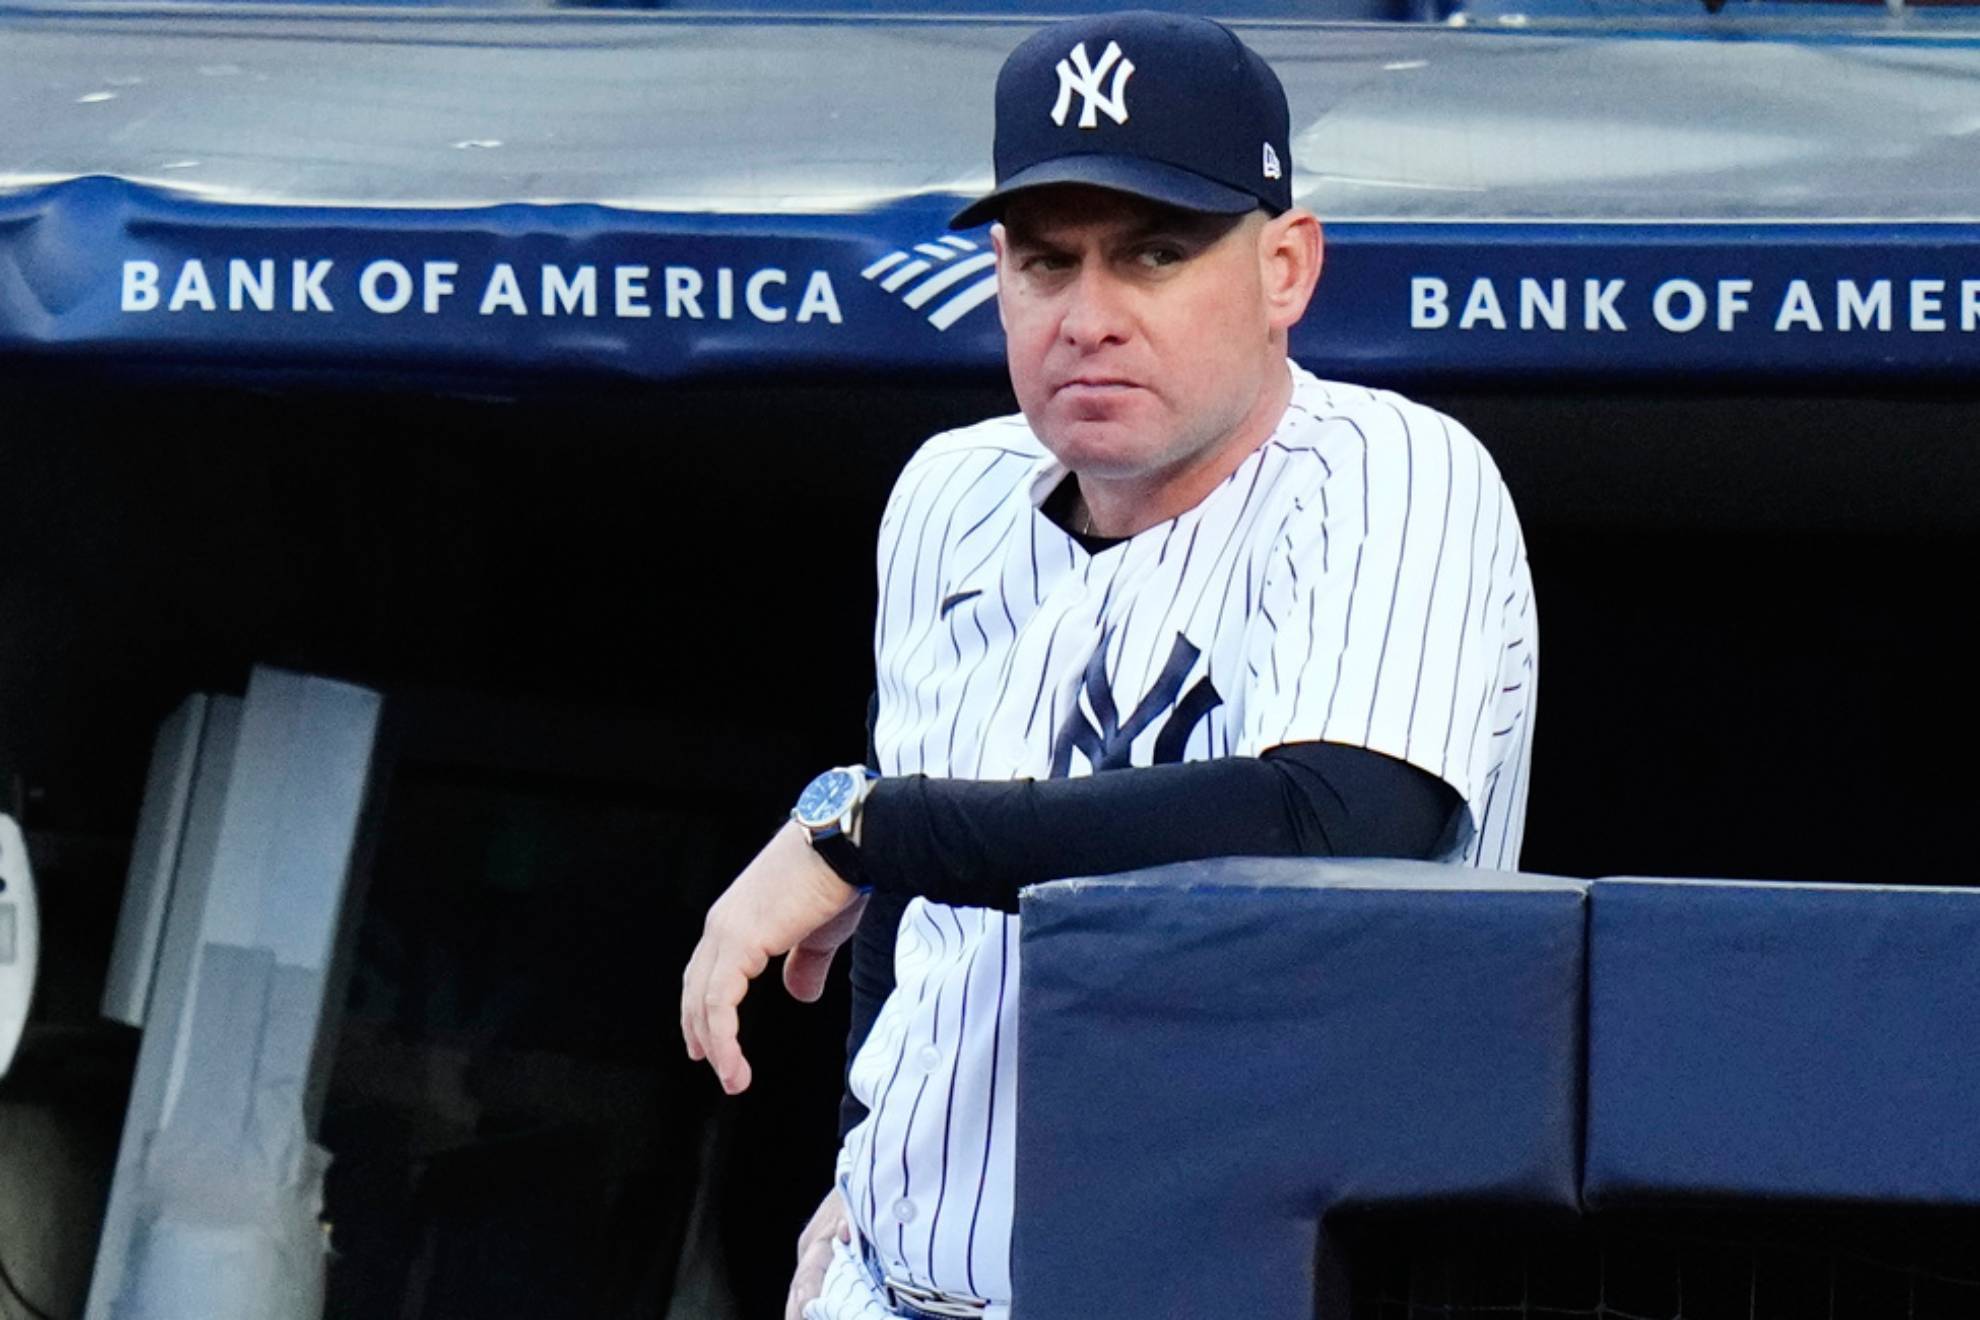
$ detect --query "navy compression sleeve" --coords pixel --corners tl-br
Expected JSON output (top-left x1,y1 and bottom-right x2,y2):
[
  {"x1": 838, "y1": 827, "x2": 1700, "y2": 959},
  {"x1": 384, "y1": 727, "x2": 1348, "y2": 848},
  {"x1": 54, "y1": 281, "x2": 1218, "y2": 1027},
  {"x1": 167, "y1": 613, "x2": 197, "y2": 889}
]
[
  {"x1": 836, "y1": 740, "x2": 1462, "y2": 1137},
  {"x1": 859, "y1": 742, "x2": 1462, "y2": 913}
]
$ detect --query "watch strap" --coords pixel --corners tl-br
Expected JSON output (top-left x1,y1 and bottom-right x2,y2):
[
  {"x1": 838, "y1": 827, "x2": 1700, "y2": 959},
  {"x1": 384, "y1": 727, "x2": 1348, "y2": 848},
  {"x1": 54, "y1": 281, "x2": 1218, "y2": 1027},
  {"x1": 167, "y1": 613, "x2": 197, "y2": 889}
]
[{"x1": 811, "y1": 829, "x2": 869, "y2": 890}]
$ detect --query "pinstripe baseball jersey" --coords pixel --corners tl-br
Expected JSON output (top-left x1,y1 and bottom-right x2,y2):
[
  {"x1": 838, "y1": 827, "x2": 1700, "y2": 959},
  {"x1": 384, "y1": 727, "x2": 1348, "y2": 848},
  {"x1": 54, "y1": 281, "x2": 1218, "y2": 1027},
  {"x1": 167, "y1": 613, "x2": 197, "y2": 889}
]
[{"x1": 809, "y1": 361, "x2": 1535, "y2": 1319}]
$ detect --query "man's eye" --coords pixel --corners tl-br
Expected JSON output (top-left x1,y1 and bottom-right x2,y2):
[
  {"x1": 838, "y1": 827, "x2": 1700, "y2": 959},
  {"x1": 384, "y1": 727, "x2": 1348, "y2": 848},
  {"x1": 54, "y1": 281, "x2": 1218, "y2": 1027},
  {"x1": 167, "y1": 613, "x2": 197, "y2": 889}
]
[
  {"x1": 1134, "y1": 245, "x2": 1185, "y2": 269},
  {"x1": 1023, "y1": 253, "x2": 1074, "y2": 273}
]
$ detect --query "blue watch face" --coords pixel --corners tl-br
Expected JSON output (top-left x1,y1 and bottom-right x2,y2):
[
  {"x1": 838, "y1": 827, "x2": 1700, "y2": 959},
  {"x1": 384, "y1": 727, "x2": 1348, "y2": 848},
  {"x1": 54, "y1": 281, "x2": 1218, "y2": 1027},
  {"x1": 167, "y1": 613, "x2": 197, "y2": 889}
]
[{"x1": 795, "y1": 769, "x2": 857, "y2": 828}]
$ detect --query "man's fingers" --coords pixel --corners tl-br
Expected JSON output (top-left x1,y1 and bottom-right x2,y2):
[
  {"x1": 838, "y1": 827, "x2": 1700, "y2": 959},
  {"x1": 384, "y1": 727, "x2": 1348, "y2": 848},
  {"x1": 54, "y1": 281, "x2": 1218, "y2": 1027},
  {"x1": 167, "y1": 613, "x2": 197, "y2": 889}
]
[
  {"x1": 712, "y1": 1042, "x2": 753, "y2": 1095},
  {"x1": 680, "y1": 975, "x2": 701, "y2": 1061},
  {"x1": 682, "y1": 918, "x2": 772, "y2": 1092},
  {"x1": 699, "y1": 965, "x2": 753, "y2": 1094},
  {"x1": 785, "y1": 1237, "x2": 835, "y2": 1320},
  {"x1": 680, "y1": 938, "x2": 713, "y2": 1061},
  {"x1": 678, "y1": 821, "x2": 854, "y2": 1091},
  {"x1": 787, "y1": 1185, "x2": 851, "y2": 1319},
  {"x1": 795, "y1": 1185, "x2": 850, "y2": 1261},
  {"x1": 782, "y1": 943, "x2": 839, "y2": 1003},
  {"x1": 783, "y1": 890, "x2": 865, "y2": 1004}
]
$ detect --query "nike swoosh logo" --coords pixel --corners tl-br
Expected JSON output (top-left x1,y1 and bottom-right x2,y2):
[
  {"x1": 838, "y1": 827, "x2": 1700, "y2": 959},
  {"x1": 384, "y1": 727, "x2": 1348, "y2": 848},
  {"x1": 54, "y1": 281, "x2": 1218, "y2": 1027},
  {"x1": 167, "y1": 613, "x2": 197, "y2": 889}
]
[{"x1": 939, "y1": 589, "x2": 983, "y2": 618}]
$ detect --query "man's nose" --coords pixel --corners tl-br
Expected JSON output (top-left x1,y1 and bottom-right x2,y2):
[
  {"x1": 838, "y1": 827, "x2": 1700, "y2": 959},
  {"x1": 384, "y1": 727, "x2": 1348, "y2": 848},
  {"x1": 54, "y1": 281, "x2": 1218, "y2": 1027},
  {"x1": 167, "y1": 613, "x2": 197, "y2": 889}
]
[{"x1": 1059, "y1": 265, "x2": 1132, "y2": 350}]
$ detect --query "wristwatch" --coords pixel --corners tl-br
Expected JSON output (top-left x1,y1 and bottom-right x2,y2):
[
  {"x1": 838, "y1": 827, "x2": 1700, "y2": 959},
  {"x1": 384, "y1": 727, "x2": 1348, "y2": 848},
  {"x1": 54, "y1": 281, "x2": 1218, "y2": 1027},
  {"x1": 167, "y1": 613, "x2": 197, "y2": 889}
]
[{"x1": 791, "y1": 765, "x2": 878, "y2": 889}]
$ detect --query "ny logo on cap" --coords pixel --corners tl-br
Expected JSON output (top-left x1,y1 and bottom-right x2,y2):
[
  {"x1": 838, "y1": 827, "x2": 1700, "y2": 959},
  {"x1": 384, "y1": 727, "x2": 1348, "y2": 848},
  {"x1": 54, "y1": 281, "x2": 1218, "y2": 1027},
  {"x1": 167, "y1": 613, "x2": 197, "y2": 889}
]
[
  {"x1": 1262, "y1": 142, "x2": 1282, "y2": 181},
  {"x1": 1051, "y1": 40, "x2": 1134, "y2": 129}
]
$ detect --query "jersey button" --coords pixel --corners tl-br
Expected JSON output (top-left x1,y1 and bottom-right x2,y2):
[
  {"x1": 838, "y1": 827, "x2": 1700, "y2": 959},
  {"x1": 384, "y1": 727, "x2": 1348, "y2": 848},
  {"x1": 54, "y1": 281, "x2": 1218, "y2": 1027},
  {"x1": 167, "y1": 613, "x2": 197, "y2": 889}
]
[
  {"x1": 892, "y1": 1198, "x2": 918, "y2": 1224},
  {"x1": 916, "y1": 1045, "x2": 943, "y2": 1073}
]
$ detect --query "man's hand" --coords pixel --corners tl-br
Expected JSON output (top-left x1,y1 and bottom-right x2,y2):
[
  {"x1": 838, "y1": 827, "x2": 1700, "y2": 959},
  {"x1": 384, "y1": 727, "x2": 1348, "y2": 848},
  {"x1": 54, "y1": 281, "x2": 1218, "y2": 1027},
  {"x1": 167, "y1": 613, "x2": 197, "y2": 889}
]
[
  {"x1": 786, "y1": 1186, "x2": 854, "y2": 1320},
  {"x1": 681, "y1": 820, "x2": 865, "y2": 1094}
]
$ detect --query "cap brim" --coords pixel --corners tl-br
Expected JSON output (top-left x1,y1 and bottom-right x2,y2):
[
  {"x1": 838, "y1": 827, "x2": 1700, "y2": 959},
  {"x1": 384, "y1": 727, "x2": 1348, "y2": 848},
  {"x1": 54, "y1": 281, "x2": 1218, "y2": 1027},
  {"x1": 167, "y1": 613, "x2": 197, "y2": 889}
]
[{"x1": 948, "y1": 155, "x2": 1260, "y2": 231}]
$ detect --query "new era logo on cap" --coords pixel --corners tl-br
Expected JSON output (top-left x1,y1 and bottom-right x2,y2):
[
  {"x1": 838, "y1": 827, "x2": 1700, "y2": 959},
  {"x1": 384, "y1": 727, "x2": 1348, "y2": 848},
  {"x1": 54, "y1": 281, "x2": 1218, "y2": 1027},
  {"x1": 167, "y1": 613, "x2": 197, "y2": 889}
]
[{"x1": 951, "y1": 10, "x2": 1294, "y2": 230}]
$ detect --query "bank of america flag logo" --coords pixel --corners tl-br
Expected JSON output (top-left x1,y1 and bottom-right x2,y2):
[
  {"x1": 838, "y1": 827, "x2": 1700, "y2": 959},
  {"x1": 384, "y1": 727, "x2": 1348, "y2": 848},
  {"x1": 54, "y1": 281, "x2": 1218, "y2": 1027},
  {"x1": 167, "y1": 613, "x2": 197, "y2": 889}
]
[{"x1": 861, "y1": 236, "x2": 998, "y2": 332}]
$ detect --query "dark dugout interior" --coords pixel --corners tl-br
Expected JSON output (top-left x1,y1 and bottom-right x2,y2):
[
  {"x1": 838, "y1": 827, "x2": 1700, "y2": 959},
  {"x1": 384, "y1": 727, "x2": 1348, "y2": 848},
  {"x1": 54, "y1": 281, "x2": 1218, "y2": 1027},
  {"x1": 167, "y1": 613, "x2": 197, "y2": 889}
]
[{"x1": 2, "y1": 365, "x2": 1977, "y2": 1318}]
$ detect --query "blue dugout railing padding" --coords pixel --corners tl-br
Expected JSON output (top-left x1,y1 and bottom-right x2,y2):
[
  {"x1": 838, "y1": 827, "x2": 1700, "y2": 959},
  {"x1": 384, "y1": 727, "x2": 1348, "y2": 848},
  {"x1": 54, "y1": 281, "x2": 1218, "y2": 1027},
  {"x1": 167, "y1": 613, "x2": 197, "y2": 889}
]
[
  {"x1": 1584, "y1": 878, "x2": 1980, "y2": 1206},
  {"x1": 9, "y1": 12, "x2": 1980, "y2": 387},
  {"x1": 1013, "y1": 860, "x2": 1980, "y2": 1319}
]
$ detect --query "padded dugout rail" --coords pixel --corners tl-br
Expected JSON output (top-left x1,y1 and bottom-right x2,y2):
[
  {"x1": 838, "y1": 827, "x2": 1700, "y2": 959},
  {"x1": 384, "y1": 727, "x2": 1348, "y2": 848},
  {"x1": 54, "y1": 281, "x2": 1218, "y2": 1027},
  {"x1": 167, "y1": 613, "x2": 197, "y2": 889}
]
[
  {"x1": 1013, "y1": 858, "x2": 1586, "y2": 1320},
  {"x1": 1585, "y1": 877, "x2": 1980, "y2": 1207},
  {"x1": 1014, "y1": 866, "x2": 1980, "y2": 1318}
]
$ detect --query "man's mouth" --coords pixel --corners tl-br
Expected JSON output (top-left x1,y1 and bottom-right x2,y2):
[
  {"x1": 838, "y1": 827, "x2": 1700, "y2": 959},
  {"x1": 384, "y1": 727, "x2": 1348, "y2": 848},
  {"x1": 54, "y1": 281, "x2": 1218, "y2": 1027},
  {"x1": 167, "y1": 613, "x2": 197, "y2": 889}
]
[{"x1": 1055, "y1": 376, "x2": 1140, "y2": 396}]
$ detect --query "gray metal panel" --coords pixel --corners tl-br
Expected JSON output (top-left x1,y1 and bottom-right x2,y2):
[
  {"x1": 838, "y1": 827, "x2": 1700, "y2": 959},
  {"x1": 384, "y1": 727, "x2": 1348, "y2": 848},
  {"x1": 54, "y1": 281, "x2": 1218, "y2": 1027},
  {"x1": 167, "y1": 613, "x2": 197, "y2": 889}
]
[
  {"x1": 101, "y1": 694, "x2": 208, "y2": 1029},
  {"x1": 87, "y1": 694, "x2": 241, "y2": 1320},
  {"x1": 87, "y1": 668, "x2": 381, "y2": 1320},
  {"x1": 4, "y1": 9, "x2": 1980, "y2": 220}
]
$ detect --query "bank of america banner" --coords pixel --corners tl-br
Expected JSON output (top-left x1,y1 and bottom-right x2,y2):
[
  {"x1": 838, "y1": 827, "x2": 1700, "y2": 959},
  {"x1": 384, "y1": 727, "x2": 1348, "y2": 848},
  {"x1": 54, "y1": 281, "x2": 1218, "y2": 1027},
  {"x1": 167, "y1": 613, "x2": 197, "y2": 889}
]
[{"x1": 7, "y1": 177, "x2": 1980, "y2": 386}]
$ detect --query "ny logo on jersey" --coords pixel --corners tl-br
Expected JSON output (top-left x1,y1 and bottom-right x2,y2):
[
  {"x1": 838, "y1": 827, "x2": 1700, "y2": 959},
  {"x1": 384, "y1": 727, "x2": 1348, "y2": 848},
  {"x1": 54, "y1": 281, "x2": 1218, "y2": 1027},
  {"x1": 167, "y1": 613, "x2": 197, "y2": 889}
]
[
  {"x1": 1051, "y1": 40, "x2": 1135, "y2": 129},
  {"x1": 1050, "y1": 631, "x2": 1223, "y2": 777}
]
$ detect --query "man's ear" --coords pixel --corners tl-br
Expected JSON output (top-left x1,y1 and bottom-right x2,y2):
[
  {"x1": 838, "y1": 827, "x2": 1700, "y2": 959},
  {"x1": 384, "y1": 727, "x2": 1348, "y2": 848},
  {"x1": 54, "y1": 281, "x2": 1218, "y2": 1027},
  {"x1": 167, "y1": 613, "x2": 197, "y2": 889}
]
[
  {"x1": 1259, "y1": 209, "x2": 1323, "y2": 332},
  {"x1": 990, "y1": 223, "x2": 1011, "y2": 333}
]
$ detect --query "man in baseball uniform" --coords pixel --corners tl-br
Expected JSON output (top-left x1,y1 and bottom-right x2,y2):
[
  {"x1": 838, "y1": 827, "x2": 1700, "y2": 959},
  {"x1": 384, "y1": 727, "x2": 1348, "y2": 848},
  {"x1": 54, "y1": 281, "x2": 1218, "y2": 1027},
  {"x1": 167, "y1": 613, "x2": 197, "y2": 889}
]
[{"x1": 680, "y1": 12, "x2": 1536, "y2": 1318}]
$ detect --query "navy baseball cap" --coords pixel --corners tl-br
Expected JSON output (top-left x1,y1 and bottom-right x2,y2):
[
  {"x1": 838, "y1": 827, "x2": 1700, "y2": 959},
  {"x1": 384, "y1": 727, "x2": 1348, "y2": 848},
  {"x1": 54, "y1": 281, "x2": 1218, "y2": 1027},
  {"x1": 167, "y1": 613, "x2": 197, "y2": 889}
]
[{"x1": 949, "y1": 10, "x2": 1293, "y2": 231}]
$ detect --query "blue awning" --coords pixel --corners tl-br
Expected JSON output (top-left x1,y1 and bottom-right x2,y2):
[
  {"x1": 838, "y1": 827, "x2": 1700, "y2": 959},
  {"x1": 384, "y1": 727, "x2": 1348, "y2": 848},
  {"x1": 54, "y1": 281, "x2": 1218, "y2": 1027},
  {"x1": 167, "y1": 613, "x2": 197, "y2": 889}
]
[{"x1": 6, "y1": 9, "x2": 1980, "y2": 383}]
